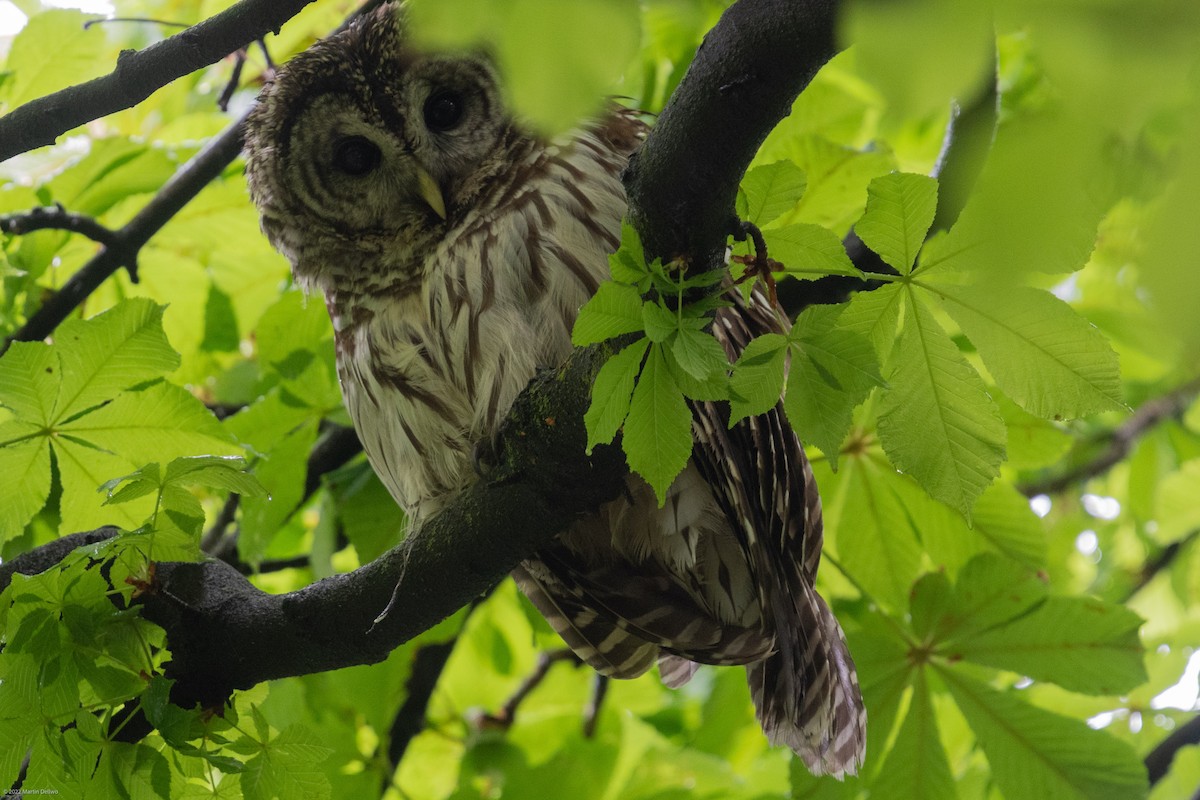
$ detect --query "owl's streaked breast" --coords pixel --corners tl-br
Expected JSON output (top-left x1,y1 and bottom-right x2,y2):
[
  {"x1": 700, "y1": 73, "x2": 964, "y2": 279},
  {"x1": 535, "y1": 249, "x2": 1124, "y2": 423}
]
[{"x1": 329, "y1": 125, "x2": 631, "y2": 524}]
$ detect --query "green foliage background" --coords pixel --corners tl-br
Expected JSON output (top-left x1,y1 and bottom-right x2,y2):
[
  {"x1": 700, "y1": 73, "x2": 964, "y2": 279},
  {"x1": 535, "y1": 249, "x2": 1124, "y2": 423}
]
[{"x1": 1, "y1": 0, "x2": 1199, "y2": 798}]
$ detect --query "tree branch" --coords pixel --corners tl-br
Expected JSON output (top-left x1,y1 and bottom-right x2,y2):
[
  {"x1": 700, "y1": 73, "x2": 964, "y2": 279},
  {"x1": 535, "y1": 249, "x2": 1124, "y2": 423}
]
[
  {"x1": 0, "y1": 205, "x2": 119, "y2": 247},
  {"x1": 0, "y1": 0, "x2": 316, "y2": 163},
  {"x1": 624, "y1": 0, "x2": 837, "y2": 269},
  {"x1": 2, "y1": 117, "x2": 246, "y2": 352},
  {"x1": 1020, "y1": 376, "x2": 1200, "y2": 497},
  {"x1": 1147, "y1": 713, "x2": 1200, "y2": 787}
]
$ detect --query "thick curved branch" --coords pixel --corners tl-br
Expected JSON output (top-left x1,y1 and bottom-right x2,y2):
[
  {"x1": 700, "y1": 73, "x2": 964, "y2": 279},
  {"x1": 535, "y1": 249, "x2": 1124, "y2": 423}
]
[
  {"x1": 1, "y1": 0, "x2": 841, "y2": 720},
  {"x1": 0, "y1": 0, "x2": 314, "y2": 163},
  {"x1": 624, "y1": 0, "x2": 837, "y2": 270},
  {"x1": 142, "y1": 344, "x2": 628, "y2": 709}
]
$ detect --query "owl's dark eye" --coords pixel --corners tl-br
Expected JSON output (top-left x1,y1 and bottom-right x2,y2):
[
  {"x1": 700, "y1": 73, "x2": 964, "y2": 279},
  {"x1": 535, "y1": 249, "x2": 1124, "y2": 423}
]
[
  {"x1": 331, "y1": 136, "x2": 381, "y2": 176},
  {"x1": 423, "y1": 90, "x2": 464, "y2": 132}
]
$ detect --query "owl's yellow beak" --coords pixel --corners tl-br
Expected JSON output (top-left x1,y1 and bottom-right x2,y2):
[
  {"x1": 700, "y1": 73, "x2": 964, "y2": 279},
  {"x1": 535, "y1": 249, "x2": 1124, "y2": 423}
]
[{"x1": 415, "y1": 168, "x2": 447, "y2": 220}]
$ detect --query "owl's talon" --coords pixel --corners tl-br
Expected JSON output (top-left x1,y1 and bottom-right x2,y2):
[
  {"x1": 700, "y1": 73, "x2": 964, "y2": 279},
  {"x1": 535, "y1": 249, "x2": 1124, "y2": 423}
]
[{"x1": 471, "y1": 435, "x2": 499, "y2": 477}]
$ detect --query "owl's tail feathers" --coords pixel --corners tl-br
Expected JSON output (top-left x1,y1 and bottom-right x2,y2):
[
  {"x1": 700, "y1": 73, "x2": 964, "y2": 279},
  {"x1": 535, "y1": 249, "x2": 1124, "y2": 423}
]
[
  {"x1": 748, "y1": 584, "x2": 866, "y2": 779},
  {"x1": 511, "y1": 563, "x2": 658, "y2": 680}
]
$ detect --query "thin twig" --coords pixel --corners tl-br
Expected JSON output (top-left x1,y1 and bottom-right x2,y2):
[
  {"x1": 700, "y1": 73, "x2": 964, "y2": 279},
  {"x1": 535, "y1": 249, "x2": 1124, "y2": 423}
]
[
  {"x1": 83, "y1": 18, "x2": 189, "y2": 30},
  {"x1": 1020, "y1": 377, "x2": 1200, "y2": 497},
  {"x1": 582, "y1": 674, "x2": 609, "y2": 738},
  {"x1": 478, "y1": 649, "x2": 581, "y2": 730},
  {"x1": 0, "y1": 0, "x2": 318, "y2": 161},
  {"x1": 3, "y1": 116, "x2": 247, "y2": 352},
  {"x1": 0, "y1": 205, "x2": 120, "y2": 248},
  {"x1": 1123, "y1": 528, "x2": 1200, "y2": 602},
  {"x1": 200, "y1": 494, "x2": 240, "y2": 554}
]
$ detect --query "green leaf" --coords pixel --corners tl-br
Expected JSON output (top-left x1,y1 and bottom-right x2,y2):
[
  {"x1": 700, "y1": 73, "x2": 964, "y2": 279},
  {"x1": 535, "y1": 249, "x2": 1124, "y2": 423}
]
[
  {"x1": 413, "y1": 0, "x2": 640, "y2": 132},
  {"x1": 238, "y1": 419, "x2": 319, "y2": 564},
  {"x1": 855, "y1": 172, "x2": 938, "y2": 274},
  {"x1": 669, "y1": 327, "x2": 728, "y2": 381},
  {"x1": 951, "y1": 596, "x2": 1146, "y2": 695},
  {"x1": 53, "y1": 440, "x2": 150, "y2": 533},
  {"x1": 760, "y1": 134, "x2": 896, "y2": 232},
  {"x1": 919, "y1": 553, "x2": 1048, "y2": 643},
  {"x1": 641, "y1": 300, "x2": 677, "y2": 343},
  {"x1": 729, "y1": 333, "x2": 788, "y2": 423},
  {"x1": 327, "y1": 463, "x2": 406, "y2": 564},
  {"x1": 764, "y1": 223, "x2": 860, "y2": 277},
  {"x1": 163, "y1": 455, "x2": 267, "y2": 497},
  {"x1": 1155, "y1": 458, "x2": 1200, "y2": 545},
  {"x1": 102, "y1": 743, "x2": 173, "y2": 800},
  {"x1": 827, "y1": 457, "x2": 925, "y2": 612},
  {"x1": 241, "y1": 724, "x2": 333, "y2": 800},
  {"x1": 572, "y1": 282, "x2": 645, "y2": 345},
  {"x1": 784, "y1": 310, "x2": 883, "y2": 465},
  {"x1": 869, "y1": 670, "x2": 956, "y2": 800},
  {"x1": 939, "y1": 666, "x2": 1149, "y2": 800},
  {"x1": 931, "y1": 284, "x2": 1124, "y2": 419},
  {"x1": 737, "y1": 160, "x2": 807, "y2": 226},
  {"x1": 839, "y1": 282, "x2": 904, "y2": 364},
  {"x1": 59, "y1": 382, "x2": 240, "y2": 466},
  {"x1": 970, "y1": 483, "x2": 1048, "y2": 570},
  {"x1": 0, "y1": 341, "x2": 60, "y2": 423},
  {"x1": 0, "y1": 437, "x2": 50, "y2": 543},
  {"x1": 877, "y1": 288, "x2": 1006, "y2": 517},
  {"x1": 52, "y1": 299, "x2": 180, "y2": 422},
  {"x1": 623, "y1": 344, "x2": 692, "y2": 505},
  {"x1": 2, "y1": 9, "x2": 108, "y2": 109},
  {"x1": 919, "y1": 114, "x2": 1109, "y2": 279},
  {"x1": 609, "y1": 220, "x2": 648, "y2": 285},
  {"x1": 584, "y1": 338, "x2": 649, "y2": 452}
]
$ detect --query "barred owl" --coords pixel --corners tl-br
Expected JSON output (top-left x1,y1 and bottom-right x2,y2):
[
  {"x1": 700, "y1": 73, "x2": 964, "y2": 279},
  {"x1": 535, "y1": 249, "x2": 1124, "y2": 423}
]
[{"x1": 244, "y1": 3, "x2": 865, "y2": 776}]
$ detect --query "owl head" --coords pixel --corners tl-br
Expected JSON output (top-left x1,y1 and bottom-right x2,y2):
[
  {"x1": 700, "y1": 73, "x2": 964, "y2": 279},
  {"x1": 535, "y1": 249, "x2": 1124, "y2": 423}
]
[{"x1": 244, "y1": 4, "x2": 513, "y2": 292}]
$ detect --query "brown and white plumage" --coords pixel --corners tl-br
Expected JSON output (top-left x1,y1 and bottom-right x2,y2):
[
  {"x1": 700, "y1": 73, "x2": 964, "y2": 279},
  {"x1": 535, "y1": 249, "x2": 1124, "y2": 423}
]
[{"x1": 244, "y1": 3, "x2": 864, "y2": 776}]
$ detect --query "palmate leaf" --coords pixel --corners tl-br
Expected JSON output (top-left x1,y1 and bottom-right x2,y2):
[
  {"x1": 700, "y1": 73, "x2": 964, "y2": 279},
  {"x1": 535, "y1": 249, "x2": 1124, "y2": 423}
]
[
  {"x1": 939, "y1": 666, "x2": 1148, "y2": 800},
  {"x1": 669, "y1": 325, "x2": 728, "y2": 381},
  {"x1": 911, "y1": 553, "x2": 1047, "y2": 642},
  {"x1": 929, "y1": 284, "x2": 1124, "y2": 419},
  {"x1": 241, "y1": 722, "x2": 334, "y2": 800},
  {"x1": 729, "y1": 333, "x2": 788, "y2": 422},
  {"x1": 60, "y1": 382, "x2": 239, "y2": 467},
  {"x1": 969, "y1": 483, "x2": 1048, "y2": 570},
  {"x1": 0, "y1": 301, "x2": 239, "y2": 535},
  {"x1": 912, "y1": 554, "x2": 1145, "y2": 695},
  {"x1": 877, "y1": 287, "x2": 1006, "y2": 517},
  {"x1": 854, "y1": 172, "x2": 938, "y2": 274},
  {"x1": 838, "y1": 280, "x2": 904, "y2": 365}
]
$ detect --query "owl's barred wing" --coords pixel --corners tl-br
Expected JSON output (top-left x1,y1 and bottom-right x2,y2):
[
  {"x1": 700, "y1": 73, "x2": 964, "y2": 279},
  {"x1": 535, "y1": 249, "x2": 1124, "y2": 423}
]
[
  {"x1": 532, "y1": 542, "x2": 775, "y2": 665},
  {"x1": 692, "y1": 288, "x2": 866, "y2": 777},
  {"x1": 512, "y1": 562, "x2": 658, "y2": 679}
]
